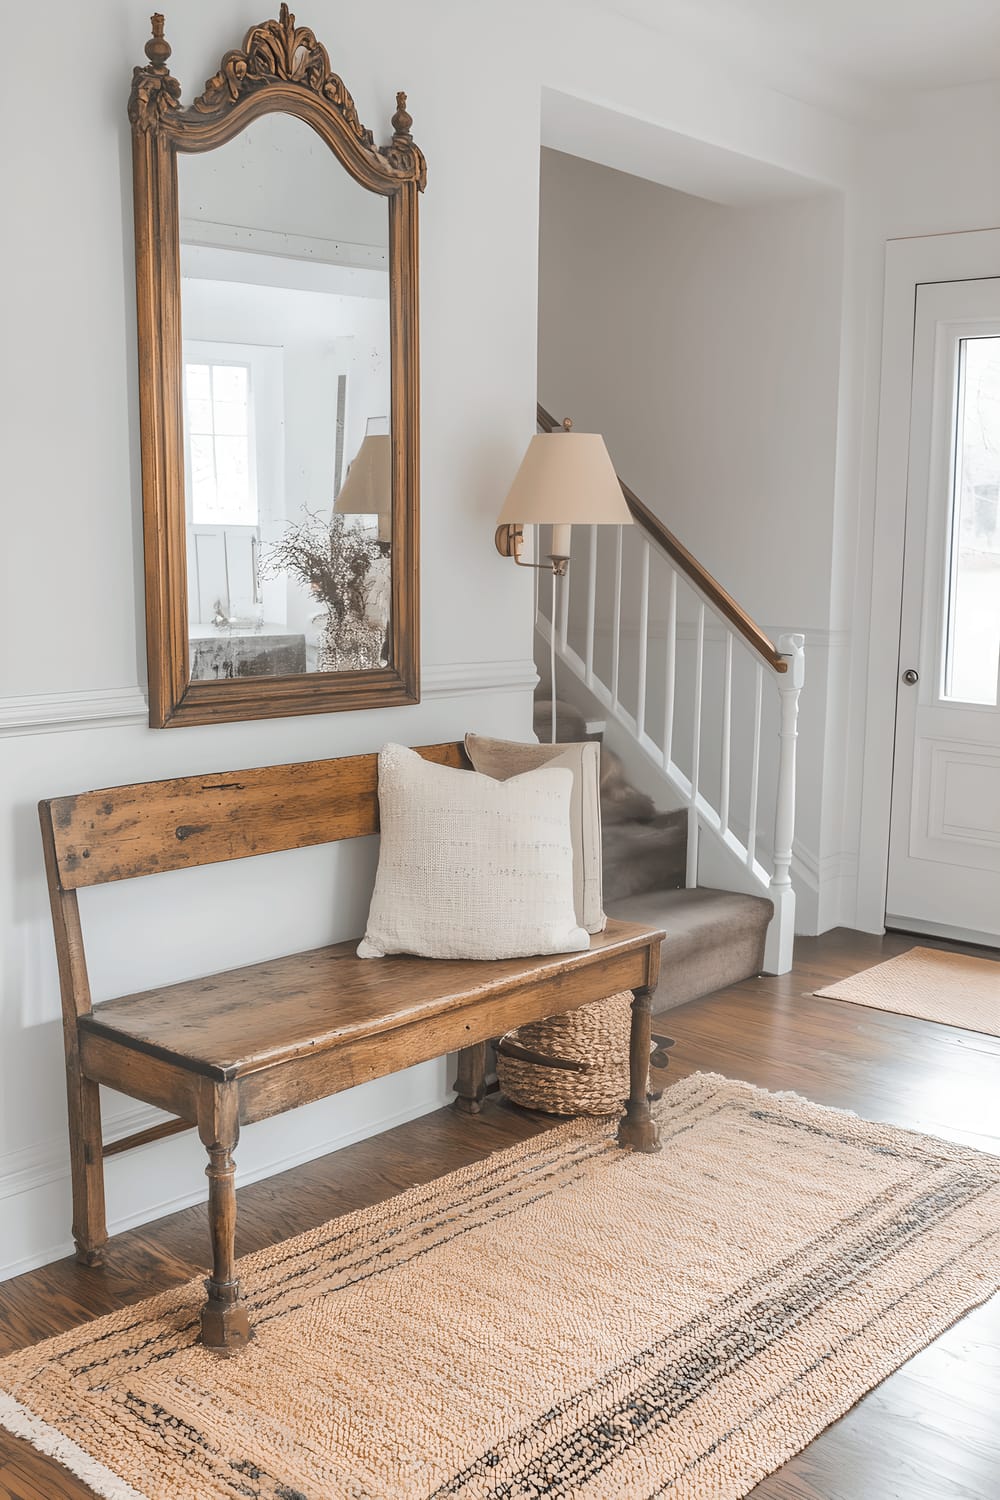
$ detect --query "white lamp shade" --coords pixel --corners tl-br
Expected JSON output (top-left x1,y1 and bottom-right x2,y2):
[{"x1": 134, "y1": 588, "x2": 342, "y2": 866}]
[
  {"x1": 334, "y1": 434, "x2": 391, "y2": 516},
  {"x1": 496, "y1": 432, "x2": 632, "y2": 527}
]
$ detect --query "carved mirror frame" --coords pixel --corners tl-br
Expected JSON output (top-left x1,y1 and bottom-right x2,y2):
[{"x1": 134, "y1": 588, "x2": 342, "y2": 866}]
[{"x1": 129, "y1": 8, "x2": 424, "y2": 727}]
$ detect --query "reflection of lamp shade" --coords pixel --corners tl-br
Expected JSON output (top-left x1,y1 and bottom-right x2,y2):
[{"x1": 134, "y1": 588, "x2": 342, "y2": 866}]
[
  {"x1": 334, "y1": 434, "x2": 391, "y2": 543},
  {"x1": 496, "y1": 432, "x2": 632, "y2": 557}
]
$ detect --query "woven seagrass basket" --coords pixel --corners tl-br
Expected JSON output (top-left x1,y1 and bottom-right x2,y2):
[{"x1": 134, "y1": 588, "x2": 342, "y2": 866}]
[{"x1": 496, "y1": 991, "x2": 635, "y2": 1117}]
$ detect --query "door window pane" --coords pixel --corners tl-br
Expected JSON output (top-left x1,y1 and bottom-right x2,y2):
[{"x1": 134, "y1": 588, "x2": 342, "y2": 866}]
[{"x1": 944, "y1": 337, "x2": 1000, "y2": 705}]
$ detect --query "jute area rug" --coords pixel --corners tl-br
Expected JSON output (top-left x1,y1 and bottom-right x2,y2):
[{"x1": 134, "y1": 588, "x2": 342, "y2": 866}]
[
  {"x1": 814, "y1": 945, "x2": 1000, "y2": 1037},
  {"x1": 2, "y1": 1073, "x2": 999, "y2": 1500}
]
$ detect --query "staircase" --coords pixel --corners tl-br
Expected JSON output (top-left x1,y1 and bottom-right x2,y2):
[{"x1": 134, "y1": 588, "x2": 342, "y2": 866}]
[{"x1": 533, "y1": 403, "x2": 805, "y2": 990}]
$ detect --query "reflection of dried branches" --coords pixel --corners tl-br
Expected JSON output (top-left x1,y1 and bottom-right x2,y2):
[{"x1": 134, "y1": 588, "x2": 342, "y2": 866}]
[
  {"x1": 264, "y1": 510, "x2": 386, "y2": 671},
  {"x1": 320, "y1": 613, "x2": 385, "y2": 672},
  {"x1": 264, "y1": 510, "x2": 379, "y2": 628}
]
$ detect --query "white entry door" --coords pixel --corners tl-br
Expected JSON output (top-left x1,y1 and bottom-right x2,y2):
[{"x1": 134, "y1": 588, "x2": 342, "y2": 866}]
[{"x1": 887, "y1": 279, "x2": 1000, "y2": 945}]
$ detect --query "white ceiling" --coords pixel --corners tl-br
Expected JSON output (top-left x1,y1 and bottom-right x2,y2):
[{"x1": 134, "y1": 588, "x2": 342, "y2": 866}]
[
  {"x1": 541, "y1": 92, "x2": 829, "y2": 205},
  {"x1": 602, "y1": 0, "x2": 1000, "y2": 117}
]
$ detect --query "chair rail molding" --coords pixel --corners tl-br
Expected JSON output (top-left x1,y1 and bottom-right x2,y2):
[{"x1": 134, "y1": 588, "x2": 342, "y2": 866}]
[
  {"x1": 421, "y1": 657, "x2": 538, "y2": 698},
  {"x1": 0, "y1": 688, "x2": 150, "y2": 738},
  {"x1": 0, "y1": 660, "x2": 537, "y2": 738}
]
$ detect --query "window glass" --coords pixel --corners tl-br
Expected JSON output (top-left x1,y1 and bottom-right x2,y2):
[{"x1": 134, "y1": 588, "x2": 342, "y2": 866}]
[
  {"x1": 944, "y1": 336, "x2": 1000, "y2": 705},
  {"x1": 184, "y1": 362, "x2": 255, "y2": 526}
]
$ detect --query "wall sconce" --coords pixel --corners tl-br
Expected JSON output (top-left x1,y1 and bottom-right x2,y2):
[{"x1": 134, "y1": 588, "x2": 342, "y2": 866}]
[
  {"x1": 495, "y1": 419, "x2": 632, "y2": 575},
  {"x1": 496, "y1": 418, "x2": 632, "y2": 743},
  {"x1": 334, "y1": 432, "x2": 391, "y2": 550}
]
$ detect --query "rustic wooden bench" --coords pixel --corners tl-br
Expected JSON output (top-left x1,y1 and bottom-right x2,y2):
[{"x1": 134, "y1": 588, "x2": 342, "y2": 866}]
[{"x1": 39, "y1": 742, "x2": 664, "y2": 1352}]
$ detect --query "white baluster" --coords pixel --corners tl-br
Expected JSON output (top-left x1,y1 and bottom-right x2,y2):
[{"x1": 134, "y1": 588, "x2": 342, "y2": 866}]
[
  {"x1": 720, "y1": 632, "x2": 732, "y2": 836},
  {"x1": 686, "y1": 603, "x2": 705, "y2": 889},
  {"x1": 611, "y1": 526, "x2": 623, "y2": 710},
  {"x1": 764, "y1": 633, "x2": 805, "y2": 975},
  {"x1": 747, "y1": 662, "x2": 763, "y2": 868},
  {"x1": 636, "y1": 541, "x2": 650, "y2": 739},
  {"x1": 662, "y1": 569, "x2": 677, "y2": 771},
  {"x1": 585, "y1": 524, "x2": 597, "y2": 687}
]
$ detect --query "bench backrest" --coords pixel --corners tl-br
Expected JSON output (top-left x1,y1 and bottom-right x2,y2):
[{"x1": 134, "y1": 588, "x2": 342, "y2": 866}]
[{"x1": 40, "y1": 742, "x2": 468, "y2": 891}]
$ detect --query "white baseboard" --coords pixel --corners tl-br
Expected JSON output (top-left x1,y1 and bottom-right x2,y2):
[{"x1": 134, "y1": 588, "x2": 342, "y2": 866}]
[
  {"x1": 0, "y1": 1068, "x2": 449, "y2": 1282},
  {"x1": 790, "y1": 842, "x2": 859, "y2": 935},
  {"x1": 885, "y1": 914, "x2": 1000, "y2": 950}
]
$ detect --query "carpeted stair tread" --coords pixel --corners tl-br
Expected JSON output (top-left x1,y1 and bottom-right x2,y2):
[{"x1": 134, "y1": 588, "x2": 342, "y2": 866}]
[
  {"x1": 602, "y1": 811, "x2": 687, "y2": 902},
  {"x1": 605, "y1": 886, "x2": 774, "y2": 1009}
]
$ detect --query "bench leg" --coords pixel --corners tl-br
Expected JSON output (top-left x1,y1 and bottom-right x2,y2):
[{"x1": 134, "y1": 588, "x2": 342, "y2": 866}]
[
  {"x1": 453, "y1": 1042, "x2": 487, "y2": 1115},
  {"x1": 198, "y1": 1086, "x2": 252, "y2": 1353},
  {"x1": 617, "y1": 987, "x2": 661, "y2": 1153},
  {"x1": 66, "y1": 1067, "x2": 108, "y2": 1266}
]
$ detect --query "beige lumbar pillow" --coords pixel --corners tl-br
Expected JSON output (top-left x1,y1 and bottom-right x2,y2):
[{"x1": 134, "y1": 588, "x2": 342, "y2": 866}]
[
  {"x1": 358, "y1": 743, "x2": 590, "y2": 961},
  {"x1": 465, "y1": 733, "x2": 606, "y2": 934}
]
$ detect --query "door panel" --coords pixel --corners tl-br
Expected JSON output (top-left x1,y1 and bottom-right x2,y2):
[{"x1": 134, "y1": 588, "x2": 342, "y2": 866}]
[{"x1": 887, "y1": 279, "x2": 1000, "y2": 944}]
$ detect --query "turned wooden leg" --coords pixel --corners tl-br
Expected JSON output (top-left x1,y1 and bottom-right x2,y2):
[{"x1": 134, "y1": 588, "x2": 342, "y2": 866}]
[
  {"x1": 66, "y1": 1063, "x2": 108, "y2": 1267},
  {"x1": 617, "y1": 987, "x2": 661, "y2": 1153},
  {"x1": 453, "y1": 1041, "x2": 487, "y2": 1115},
  {"x1": 198, "y1": 1085, "x2": 251, "y2": 1353}
]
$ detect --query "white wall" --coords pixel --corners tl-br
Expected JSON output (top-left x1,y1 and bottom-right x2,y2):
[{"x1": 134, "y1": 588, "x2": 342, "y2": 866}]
[
  {"x1": 0, "y1": 0, "x2": 885, "y2": 1278},
  {"x1": 539, "y1": 149, "x2": 845, "y2": 628},
  {"x1": 0, "y1": 0, "x2": 546, "y2": 1280},
  {"x1": 538, "y1": 148, "x2": 845, "y2": 927}
]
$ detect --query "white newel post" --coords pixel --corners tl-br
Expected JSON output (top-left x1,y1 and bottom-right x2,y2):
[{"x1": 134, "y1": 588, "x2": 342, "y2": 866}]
[{"x1": 764, "y1": 633, "x2": 805, "y2": 975}]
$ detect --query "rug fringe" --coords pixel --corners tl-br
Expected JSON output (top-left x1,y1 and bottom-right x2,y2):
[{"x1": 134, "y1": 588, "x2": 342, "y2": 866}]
[{"x1": 0, "y1": 1389, "x2": 151, "y2": 1500}]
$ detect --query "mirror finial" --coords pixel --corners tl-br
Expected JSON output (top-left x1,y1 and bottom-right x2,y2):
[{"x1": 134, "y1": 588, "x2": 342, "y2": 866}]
[
  {"x1": 145, "y1": 14, "x2": 172, "y2": 69},
  {"x1": 392, "y1": 91, "x2": 413, "y2": 139},
  {"x1": 130, "y1": 13, "x2": 180, "y2": 130}
]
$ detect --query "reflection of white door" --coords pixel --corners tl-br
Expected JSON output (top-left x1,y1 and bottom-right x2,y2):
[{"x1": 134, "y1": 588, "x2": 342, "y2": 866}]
[
  {"x1": 188, "y1": 525, "x2": 258, "y2": 622},
  {"x1": 887, "y1": 280, "x2": 1000, "y2": 945}
]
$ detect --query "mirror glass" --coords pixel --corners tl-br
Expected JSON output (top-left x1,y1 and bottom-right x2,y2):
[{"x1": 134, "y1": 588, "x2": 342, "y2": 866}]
[{"x1": 178, "y1": 113, "x2": 392, "y2": 681}]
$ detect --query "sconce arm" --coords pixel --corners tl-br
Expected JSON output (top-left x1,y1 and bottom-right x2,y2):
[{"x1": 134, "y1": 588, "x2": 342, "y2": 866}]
[{"x1": 494, "y1": 523, "x2": 569, "y2": 576}]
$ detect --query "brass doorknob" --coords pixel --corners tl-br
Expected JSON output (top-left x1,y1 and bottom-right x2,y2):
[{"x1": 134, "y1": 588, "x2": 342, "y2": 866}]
[{"x1": 902, "y1": 668, "x2": 919, "y2": 685}]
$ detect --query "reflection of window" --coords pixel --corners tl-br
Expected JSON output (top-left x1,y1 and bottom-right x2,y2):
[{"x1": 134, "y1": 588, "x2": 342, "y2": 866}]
[{"x1": 184, "y1": 362, "x2": 256, "y2": 525}]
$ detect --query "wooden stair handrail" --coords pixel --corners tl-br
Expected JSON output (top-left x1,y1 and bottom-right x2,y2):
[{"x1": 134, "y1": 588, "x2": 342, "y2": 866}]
[{"x1": 537, "y1": 403, "x2": 788, "y2": 674}]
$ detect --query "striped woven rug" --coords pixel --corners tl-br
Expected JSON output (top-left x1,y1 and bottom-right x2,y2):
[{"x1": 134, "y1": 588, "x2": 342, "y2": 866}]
[{"x1": 1, "y1": 1073, "x2": 998, "y2": 1500}]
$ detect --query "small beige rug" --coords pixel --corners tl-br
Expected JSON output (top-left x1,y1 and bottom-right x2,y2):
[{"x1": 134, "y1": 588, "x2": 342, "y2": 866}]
[
  {"x1": 815, "y1": 946, "x2": 1000, "y2": 1037},
  {"x1": 2, "y1": 1073, "x2": 999, "y2": 1500}
]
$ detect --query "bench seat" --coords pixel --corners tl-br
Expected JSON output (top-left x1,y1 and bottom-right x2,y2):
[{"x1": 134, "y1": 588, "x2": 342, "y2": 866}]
[{"x1": 80, "y1": 920, "x2": 657, "y2": 1083}]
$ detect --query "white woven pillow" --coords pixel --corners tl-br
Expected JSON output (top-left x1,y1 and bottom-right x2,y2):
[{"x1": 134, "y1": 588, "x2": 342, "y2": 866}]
[{"x1": 357, "y1": 743, "x2": 590, "y2": 961}]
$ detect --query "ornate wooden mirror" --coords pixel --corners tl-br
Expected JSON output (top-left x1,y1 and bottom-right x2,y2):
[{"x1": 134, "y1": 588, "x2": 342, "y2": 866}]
[{"x1": 129, "y1": 7, "x2": 424, "y2": 726}]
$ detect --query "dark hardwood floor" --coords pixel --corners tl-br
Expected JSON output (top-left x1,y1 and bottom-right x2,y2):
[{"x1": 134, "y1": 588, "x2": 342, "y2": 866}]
[{"x1": 0, "y1": 927, "x2": 997, "y2": 1499}]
